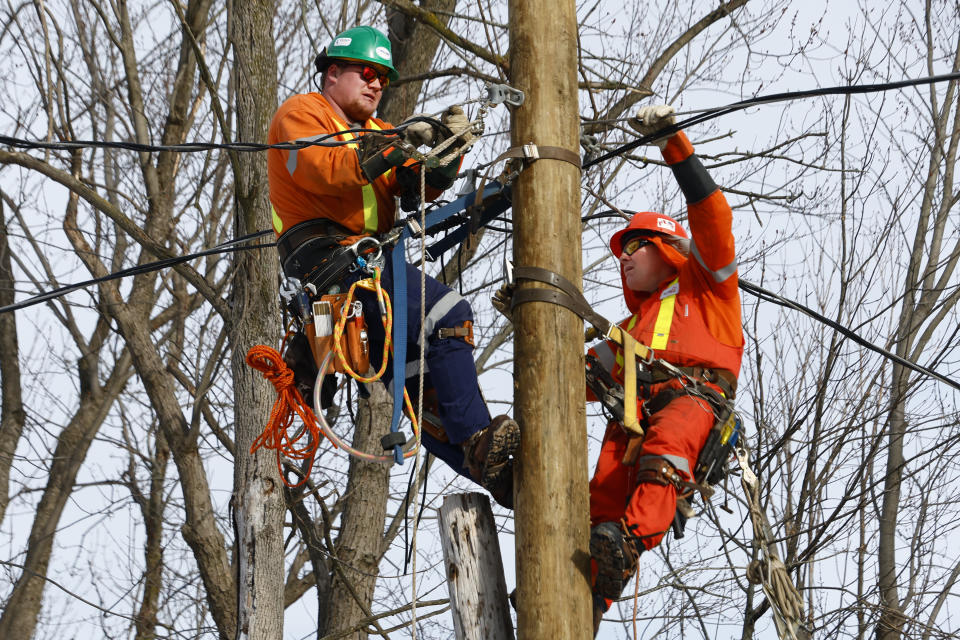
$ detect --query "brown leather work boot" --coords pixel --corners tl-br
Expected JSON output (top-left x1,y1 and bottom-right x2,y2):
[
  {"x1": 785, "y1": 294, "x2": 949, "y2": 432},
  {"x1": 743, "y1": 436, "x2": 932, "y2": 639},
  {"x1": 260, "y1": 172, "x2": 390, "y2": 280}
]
[
  {"x1": 590, "y1": 521, "x2": 639, "y2": 603},
  {"x1": 462, "y1": 415, "x2": 520, "y2": 509}
]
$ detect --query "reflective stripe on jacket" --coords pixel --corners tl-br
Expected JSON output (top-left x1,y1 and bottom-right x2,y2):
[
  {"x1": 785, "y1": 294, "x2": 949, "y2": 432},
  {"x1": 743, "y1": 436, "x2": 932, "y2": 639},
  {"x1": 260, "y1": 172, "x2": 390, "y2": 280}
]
[
  {"x1": 588, "y1": 131, "x2": 743, "y2": 394},
  {"x1": 267, "y1": 93, "x2": 399, "y2": 236}
]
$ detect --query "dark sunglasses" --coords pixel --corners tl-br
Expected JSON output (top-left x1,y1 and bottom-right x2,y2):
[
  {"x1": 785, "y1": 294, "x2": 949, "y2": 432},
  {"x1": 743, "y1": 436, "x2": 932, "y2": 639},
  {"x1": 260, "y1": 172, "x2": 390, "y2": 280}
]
[
  {"x1": 342, "y1": 63, "x2": 390, "y2": 87},
  {"x1": 621, "y1": 236, "x2": 653, "y2": 256}
]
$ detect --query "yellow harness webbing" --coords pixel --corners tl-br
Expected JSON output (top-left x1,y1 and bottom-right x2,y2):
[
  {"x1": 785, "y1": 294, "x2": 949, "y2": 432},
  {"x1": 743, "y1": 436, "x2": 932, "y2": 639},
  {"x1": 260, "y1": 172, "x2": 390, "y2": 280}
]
[{"x1": 605, "y1": 325, "x2": 650, "y2": 437}]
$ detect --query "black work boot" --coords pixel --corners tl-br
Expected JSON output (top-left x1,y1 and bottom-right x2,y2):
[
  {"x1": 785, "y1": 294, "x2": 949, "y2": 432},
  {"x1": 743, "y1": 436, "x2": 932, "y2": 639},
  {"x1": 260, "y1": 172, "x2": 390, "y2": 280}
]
[
  {"x1": 590, "y1": 522, "x2": 638, "y2": 603},
  {"x1": 462, "y1": 415, "x2": 520, "y2": 509}
]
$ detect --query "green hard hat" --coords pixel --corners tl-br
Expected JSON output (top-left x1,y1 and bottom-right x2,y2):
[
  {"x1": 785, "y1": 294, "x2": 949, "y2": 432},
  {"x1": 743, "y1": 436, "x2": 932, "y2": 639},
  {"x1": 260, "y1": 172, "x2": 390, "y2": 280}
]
[{"x1": 314, "y1": 26, "x2": 399, "y2": 83}]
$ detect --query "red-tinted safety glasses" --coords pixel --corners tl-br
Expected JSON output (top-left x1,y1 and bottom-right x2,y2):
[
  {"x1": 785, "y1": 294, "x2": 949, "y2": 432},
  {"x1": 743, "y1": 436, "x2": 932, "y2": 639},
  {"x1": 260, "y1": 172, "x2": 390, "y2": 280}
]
[{"x1": 343, "y1": 63, "x2": 390, "y2": 87}]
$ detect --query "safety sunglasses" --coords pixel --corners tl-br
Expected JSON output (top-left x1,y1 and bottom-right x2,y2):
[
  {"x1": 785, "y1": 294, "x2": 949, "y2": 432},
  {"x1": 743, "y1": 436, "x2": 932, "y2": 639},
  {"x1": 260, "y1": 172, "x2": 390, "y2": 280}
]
[
  {"x1": 343, "y1": 63, "x2": 390, "y2": 87},
  {"x1": 621, "y1": 236, "x2": 653, "y2": 256}
]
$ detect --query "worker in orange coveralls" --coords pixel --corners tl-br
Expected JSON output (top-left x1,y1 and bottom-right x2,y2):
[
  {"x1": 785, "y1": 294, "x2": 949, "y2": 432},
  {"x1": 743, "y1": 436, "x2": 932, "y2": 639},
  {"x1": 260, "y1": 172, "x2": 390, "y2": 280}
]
[
  {"x1": 587, "y1": 104, "x2": 744, "y2": 631},
  {"x1": 267, "y1": 25, "x2": 519, "y2": 508}
]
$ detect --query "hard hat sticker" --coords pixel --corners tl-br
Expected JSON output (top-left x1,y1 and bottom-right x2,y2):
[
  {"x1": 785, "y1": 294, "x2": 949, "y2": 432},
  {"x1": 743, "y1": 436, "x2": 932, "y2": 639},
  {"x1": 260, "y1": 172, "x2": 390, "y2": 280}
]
[
  {"x1": 334, "y1": 37, "x2": 352, "y2": 47},
  {"x1": 375, "y1": 46, "x2": 391, "y2": 60},
  {"x1": 657, "y1": 217, "x2": 676, "y2": 232}
]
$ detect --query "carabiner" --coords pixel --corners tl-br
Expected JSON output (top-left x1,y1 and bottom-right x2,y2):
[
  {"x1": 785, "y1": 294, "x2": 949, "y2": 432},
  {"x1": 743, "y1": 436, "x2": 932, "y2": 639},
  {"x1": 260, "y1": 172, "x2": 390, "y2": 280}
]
[{"x1": 349, "y1": 236, "x2": 382, "y2": 262}]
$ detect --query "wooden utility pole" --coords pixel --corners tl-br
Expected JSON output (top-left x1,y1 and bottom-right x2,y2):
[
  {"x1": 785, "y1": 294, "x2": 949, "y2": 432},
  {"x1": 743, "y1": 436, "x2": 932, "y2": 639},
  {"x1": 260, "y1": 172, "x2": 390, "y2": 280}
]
[
  {"x1": 439, "y1": 493, "x2": 514, "y2": 640},
  {"x1": 509, "y1": 1, "x2": 593, "y2": 638}
]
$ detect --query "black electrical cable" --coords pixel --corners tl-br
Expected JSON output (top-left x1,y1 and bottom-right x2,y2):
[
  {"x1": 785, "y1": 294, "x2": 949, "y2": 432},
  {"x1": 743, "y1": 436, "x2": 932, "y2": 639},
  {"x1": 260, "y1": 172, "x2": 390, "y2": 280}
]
[
  {"x1": 4, "y1": 72, "x2": 959, "y2": 389},
  {"x1": 0, "y1": 231, "x2": 275, "y2": 315},
  {"x1": 0, "y1": 118, "x2": 441, "y2": 155},
  {"x1": 6, "y1": 225, "x2": 956, "y2": 393},
  {"x1": 402, "y1": 452, "x2": 432, "y2": 575},
  {"x1": 583, "y1": 70, "x2": 960, "y2": 170},
  {"x1": 738, "y1": 279, "x2": 960, "y2": 392}
]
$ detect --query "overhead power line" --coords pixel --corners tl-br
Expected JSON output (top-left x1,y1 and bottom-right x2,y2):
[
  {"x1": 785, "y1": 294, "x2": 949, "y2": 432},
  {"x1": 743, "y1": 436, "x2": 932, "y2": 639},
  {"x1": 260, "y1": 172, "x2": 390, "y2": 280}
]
[
  {"x1": 0, "y1": 231, "x2": 274, "y2": 315},
  {"x1": 738, "y1": 279, "x2": 960, "y2": 393},
  {"x1": 2, "y1": 233, "x2": 956, "y2": 392},
  {"x1": 3, "y1": 73, "x2": 959, "y2": 159},
  {"x1": 2, "y1": 74, "x2": 959, "y2": 391},
  {"x1": 0, "y1": 119, "x2": 444, "y2": 155},
  {"x1": 582, "y1": 70, "x2": 960, "y2": 169}
]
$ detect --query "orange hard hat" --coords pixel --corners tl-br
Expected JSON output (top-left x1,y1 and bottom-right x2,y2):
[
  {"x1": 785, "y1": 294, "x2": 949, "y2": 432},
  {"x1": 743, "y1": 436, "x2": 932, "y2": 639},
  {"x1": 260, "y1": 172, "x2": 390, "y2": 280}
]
[{"x1": 610, "y1": 211, "x2": 688, "y2": 257}]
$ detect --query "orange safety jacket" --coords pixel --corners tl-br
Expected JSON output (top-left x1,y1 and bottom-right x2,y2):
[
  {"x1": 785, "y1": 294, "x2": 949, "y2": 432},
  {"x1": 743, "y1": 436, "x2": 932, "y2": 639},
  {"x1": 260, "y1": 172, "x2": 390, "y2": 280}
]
[
  {"x1": 268, "y1": 92, "x2": 439, "y2": 239},
  {"x1": 590, "y1": 132, "x2": 743, "y2": 391}
]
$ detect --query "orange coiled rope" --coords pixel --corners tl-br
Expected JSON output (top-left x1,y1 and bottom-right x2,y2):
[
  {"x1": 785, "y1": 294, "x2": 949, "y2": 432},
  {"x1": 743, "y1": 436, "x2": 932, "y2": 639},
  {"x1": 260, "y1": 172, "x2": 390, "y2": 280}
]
[{"x1": 245, "y1": 345, "x2": 326, "y2": 488}]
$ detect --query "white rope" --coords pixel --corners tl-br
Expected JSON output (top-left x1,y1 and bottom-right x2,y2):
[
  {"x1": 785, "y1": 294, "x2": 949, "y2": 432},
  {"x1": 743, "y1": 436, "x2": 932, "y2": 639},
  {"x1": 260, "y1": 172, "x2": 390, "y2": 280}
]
[
  {"x1": 736, "y1": 445, "x2": 807, "y2": 640},
  {"x1": 409, "y1": 163, "x2": 429, "y2": 638}
]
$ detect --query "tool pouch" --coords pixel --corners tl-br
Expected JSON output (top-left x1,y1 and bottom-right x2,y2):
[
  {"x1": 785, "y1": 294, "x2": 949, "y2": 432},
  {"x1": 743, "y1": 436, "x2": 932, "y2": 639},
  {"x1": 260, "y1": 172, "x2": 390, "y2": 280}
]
[
  {"x1": 693, "y1": 405, "x2": 741, "y2": 486},
  {"x1": 311, "y1": 293, "x2": 368, "y2": 374},
  {"x1": 346, "y1": 313, "x2": 370, "y2": 373}
]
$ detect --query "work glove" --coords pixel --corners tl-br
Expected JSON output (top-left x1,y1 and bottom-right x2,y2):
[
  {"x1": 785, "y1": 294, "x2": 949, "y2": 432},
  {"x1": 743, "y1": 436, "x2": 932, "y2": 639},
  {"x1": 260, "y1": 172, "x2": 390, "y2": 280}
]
[
  {"x1": 491, "y1": 281, "x2": 515, "y2": 322},
  {"x1": 628, "y1": 104, "x2": 676, "y2": 149},
  {"x1": 425, "y1": 160, "x2": 460, "y2": 191},
  {"x1": 356, "y1": 131, "x2": 408, "y2": 181},
  {"x1": 416, "y1": 105, "x2": 472, "y2": 191},
  {"x1": 401, "y1": 113, "x2": 439, "y2": 147},
  {"x1": 440, "y1": 105, "x2": 475, "y2": 148},
  {"x1": 395, "y1": 164, "x2": 422, "y2": 212}
]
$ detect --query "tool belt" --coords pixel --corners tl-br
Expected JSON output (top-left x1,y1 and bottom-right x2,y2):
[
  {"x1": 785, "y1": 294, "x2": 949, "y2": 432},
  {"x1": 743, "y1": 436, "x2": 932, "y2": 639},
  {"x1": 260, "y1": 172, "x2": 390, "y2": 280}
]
[
  {"x1": 639, "y1": 365, "x2": 736, "y2": 401},
  {"x1": 277, "y1": 218, "x2": 355, "y2": 294}
]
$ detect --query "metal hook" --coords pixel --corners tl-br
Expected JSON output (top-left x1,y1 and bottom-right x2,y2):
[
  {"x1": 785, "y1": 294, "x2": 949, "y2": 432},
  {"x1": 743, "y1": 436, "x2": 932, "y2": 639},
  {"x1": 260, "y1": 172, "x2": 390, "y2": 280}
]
[{"x1": 485, "y1": 82, "x2": 525, "y2": 107}]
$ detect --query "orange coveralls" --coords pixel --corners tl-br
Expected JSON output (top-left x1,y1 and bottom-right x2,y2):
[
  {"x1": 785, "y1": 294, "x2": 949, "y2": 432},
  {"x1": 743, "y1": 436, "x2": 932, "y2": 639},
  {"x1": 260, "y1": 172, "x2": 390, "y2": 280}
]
[{"x1": 588, "y1": 131, "x2": 744, "y2": 551}]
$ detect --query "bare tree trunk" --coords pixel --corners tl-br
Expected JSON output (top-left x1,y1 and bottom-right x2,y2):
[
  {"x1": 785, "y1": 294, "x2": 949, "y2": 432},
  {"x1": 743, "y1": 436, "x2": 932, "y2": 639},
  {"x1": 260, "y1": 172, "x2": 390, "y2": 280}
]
[
  {"x1": 0, "y1": 198, "x2": 25, "y2": 527},
  {"x1": 229, "y1": 1, "x2": 284, "y2": 638},
  {"x1": 0, "y1": 179, "x2": 136, "y2": 639},
  {"x1": 130, "y1": 430, "x2": 171, "y2": 640},
  {"x1": 325, "y1": 383, "x2": 393, "y2": 640},
  {"x1": 380, "y1": 0, "x2": 457, "y2": 123},
  {"x1": 0, "y1": 375, "x2": 128, "y2": 638},
  {"x1": 877, "y1": 24, "x2": 960, "y2": 637}
]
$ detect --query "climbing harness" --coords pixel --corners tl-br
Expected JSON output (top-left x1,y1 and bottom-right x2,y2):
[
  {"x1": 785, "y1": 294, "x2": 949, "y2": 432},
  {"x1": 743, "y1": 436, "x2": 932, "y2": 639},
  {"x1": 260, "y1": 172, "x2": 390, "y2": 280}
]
[
  {"x1": 248, "y1": 109, "x2": 522, "y2": 471},
  {"x1": 500, "y1": 263, "x2": 744, "y2": 524}
]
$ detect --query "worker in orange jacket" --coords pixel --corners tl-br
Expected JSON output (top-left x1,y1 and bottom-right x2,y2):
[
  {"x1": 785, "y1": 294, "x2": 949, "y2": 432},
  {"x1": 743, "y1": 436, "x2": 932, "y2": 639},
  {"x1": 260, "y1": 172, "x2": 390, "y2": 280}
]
[
  {"x1": 588, "y1": 104, "x2": 744, "y2": 629},
  {"x1": 267, "y1": 26, "x2": 519, "y2": 508}
]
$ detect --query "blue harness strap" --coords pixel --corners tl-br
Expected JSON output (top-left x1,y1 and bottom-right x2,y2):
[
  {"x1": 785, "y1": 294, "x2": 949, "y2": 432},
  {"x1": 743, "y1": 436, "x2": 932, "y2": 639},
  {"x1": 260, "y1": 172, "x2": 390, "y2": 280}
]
[
  {"x1": 386, "y1": 181, "x2": 511, "y2": 464},
  {"x1": 388, "y1": 236, "x2": 407, "y2": 464}
]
